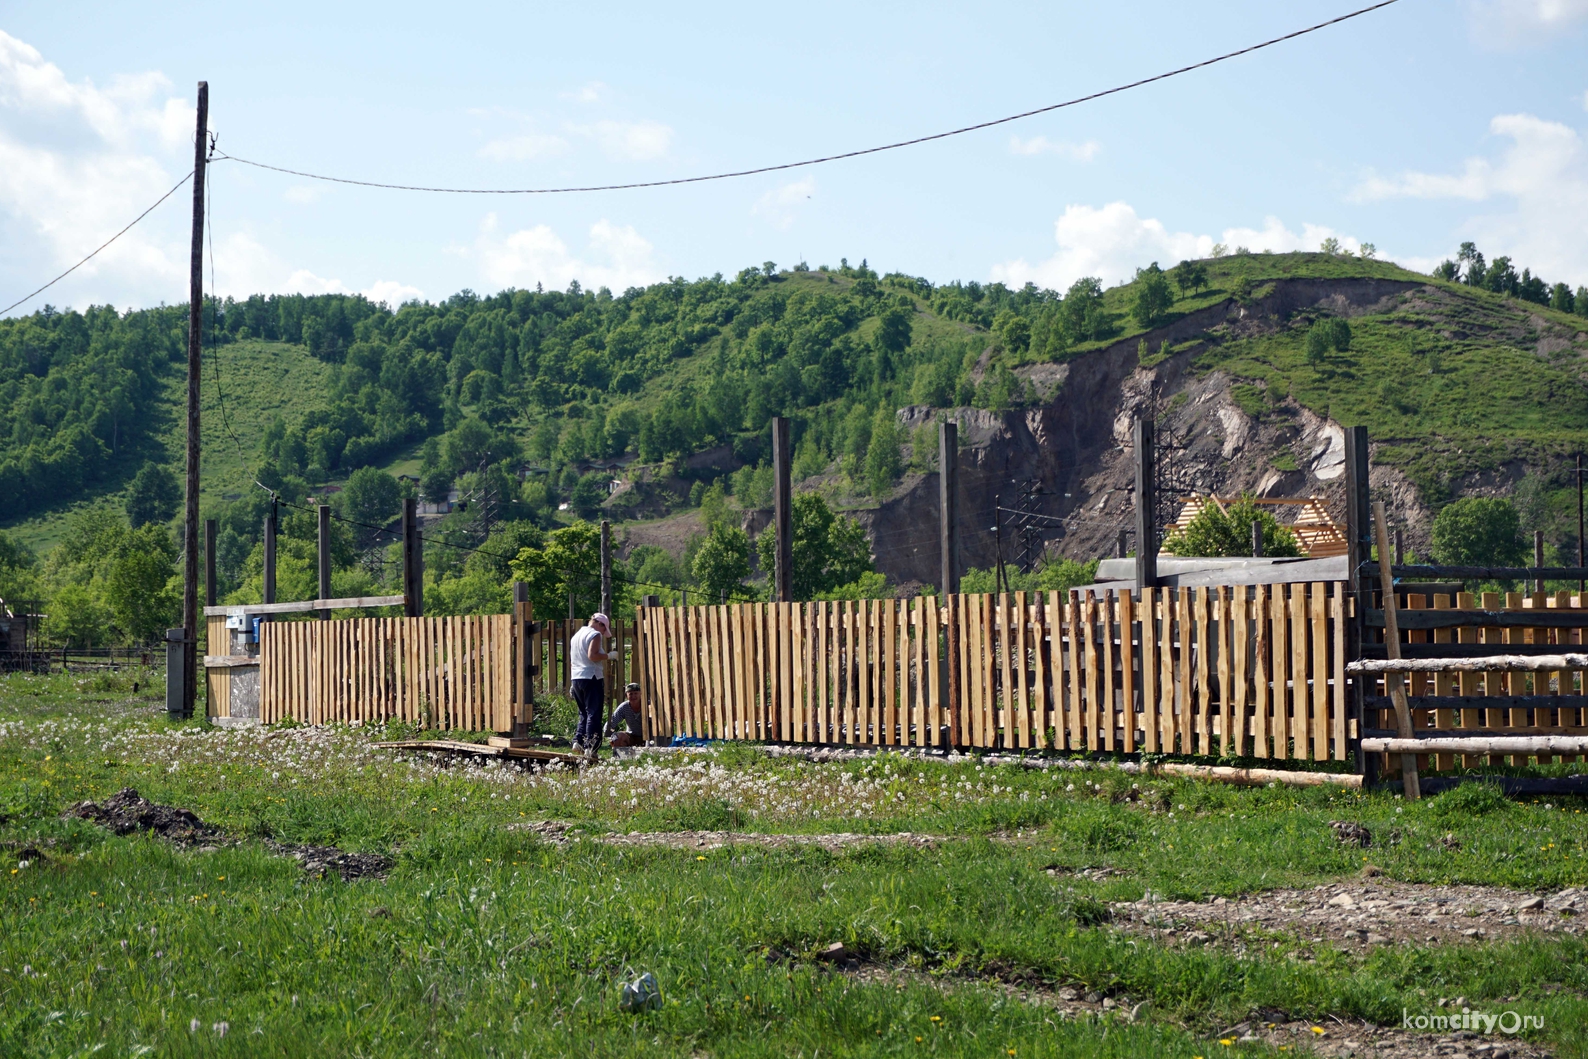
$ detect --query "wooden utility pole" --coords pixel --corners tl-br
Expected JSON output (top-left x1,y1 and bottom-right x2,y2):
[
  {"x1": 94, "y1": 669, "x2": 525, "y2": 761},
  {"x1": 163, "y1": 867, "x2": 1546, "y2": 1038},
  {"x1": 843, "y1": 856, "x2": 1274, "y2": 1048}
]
[
  {"x1": 772, "y1": 416, "x2": 792, "y2": 603},
  {"x1": 401, "y1": 497, "x2": 422, "y2": 617},
  {"x1": 1132, "y1": 418, "x2": 1157, "y2": 591},
  {"x1": 513, "y1": 581, "x2": 533, "y2": 736},
  {"x1": 180, "y1": 81, "x2": 208, "y2": 718},
  {"x1": 1535, "y1": 530, "x2": 1546, "y2": 595},
  {"x1": 204, "y1": 518, "x2": 217, "y2": 609},
  {"x1": 600, "y1": 519, "x2": 612, "y2": 619},
  {"x1": 317, "y1": 504, "x2": 332, "y2": 620},
  {"x1": 1251, "y1": 520, "x2": 1264, "y2": 558},
  {"x1": 1578, "y1": 454, "x2": 1584, "y2": 598},
  {"x1": 938, "y1": 420, "x2": 958, "y2": 596},
  {"x1": 262, "y1": 504, "x2": 278, "y2": 616}
]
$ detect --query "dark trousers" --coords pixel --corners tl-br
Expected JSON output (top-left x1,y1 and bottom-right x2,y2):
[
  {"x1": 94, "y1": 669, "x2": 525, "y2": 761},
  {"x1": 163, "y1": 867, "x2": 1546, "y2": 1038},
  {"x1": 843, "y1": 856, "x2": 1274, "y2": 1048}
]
[{"x1": 571, "y1": 678, "x2": 604, "y2": 748}]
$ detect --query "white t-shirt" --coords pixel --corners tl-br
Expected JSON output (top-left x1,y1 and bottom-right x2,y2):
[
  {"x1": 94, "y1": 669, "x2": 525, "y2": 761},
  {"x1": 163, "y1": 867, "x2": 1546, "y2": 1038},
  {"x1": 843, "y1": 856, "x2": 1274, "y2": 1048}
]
[{"x1": 569, "y1": 625, "x2": 605, "y2": 681}]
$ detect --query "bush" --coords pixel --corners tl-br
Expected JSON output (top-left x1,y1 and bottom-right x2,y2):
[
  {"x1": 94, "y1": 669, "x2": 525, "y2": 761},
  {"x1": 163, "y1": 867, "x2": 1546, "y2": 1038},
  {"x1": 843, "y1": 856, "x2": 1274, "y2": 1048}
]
[{"x1": 1163, "y1": 494, "x2": 1302, "y2": 558}]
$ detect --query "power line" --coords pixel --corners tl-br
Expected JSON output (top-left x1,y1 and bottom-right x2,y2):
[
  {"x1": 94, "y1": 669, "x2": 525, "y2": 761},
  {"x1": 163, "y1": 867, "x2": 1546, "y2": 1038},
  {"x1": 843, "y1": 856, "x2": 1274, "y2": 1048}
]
[
  {"x1": 1, "y1": 171, "x2": 193, "y2": 316},
  {"x1": 212, "y1": 1, "x2": 1397, "y2": 197}
]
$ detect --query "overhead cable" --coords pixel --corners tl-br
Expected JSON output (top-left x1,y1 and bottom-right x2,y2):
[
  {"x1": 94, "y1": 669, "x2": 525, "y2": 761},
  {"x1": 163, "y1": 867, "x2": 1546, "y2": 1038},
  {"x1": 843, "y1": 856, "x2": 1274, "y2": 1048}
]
[
  {"x1": 213, "y1": 1, "x2": 1397, "y2": 196},
  {"x1": 1, "y1": 172, "x2": 194, "y2": 316}
]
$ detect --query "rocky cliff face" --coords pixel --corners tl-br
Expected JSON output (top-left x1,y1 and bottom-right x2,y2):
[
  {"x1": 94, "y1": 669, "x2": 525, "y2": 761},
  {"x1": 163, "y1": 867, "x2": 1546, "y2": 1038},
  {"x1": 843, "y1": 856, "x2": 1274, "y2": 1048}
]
[{"x1": 856, "y1": 277, "x2": 1431, "y2": 588}]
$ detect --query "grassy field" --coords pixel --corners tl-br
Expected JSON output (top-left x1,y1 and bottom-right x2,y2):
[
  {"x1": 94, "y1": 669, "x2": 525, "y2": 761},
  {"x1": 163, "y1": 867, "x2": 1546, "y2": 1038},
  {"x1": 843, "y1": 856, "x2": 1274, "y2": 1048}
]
[{"x1": 4, "y1": 673, "x2": 1588, "y2": 1057}]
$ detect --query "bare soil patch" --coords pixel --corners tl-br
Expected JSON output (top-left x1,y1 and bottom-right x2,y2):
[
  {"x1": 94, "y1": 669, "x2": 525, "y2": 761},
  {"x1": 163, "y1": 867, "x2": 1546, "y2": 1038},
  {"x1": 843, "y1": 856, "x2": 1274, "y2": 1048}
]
[
  {"x1": 794, "y1": 946, "x2": 1551, "y2": 1059},
  {"x1": 65, "y1": 787, "x2": 391, "y2": 881},
  {"x1": 1111, "y1": 879, "x2": 1585, "y2": 953}
]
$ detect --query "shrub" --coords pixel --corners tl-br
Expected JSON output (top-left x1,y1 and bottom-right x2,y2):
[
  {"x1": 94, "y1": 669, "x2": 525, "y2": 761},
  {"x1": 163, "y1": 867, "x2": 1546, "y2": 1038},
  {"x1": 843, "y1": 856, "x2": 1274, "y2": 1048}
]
[{"x1": 1163, "y1": 494, "x2": 1302, "y2": 558}]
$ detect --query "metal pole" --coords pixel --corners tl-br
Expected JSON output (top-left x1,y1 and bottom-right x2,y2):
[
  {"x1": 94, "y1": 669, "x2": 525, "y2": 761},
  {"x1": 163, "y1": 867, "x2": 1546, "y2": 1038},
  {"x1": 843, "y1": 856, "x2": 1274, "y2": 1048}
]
[
  {"x1": 181, "y1": 81, "x2": 208, "y2": 720},
  {"x1": 772, "y1": 416, "x2": 793, "y2": 602},
  {"x1": 1132, "y1": 418, "x2": 1157, "y2": 591},
  {"x1": 600, "y1": 519, "x2": 612, "y2": 619},
  {"x1": 938, "y1": 420, "x2": 959, "y2": 596},
  {"x1": 317, "y1": 504, "x2": 332, "y2": 620}
]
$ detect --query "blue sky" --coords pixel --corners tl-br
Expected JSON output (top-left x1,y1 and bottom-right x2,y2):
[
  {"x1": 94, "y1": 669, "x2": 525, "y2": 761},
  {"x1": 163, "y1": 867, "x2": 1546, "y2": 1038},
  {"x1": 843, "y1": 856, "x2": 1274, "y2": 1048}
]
[{"x1": 2, "y1": 0, "x2": 1587, "y2": 316}]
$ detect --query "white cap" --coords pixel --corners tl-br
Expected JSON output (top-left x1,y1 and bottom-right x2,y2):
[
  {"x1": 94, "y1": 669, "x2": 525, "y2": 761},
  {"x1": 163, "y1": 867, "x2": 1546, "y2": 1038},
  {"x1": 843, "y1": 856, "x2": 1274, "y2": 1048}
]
[{"x1": 590, "y1": 612, "x2": 611, "y2": 631}]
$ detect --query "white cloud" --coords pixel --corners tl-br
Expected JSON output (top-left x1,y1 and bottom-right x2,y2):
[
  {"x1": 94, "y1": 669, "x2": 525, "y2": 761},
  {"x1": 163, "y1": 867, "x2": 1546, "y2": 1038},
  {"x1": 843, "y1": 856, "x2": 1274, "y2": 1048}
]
[
  {"x1": 578, "y1": 119, "x2": 672, "y2": 161},
  {"x1": 474, "y1": 214, "x2": 662, "y2": 292},
  {"x1": 1008, "y1": 135, "x2": 1100, "y2": 161},
  {"x1": 0, "y1": 30, "x2": 195, "y2": 311},
  {"x1": 210, "y1": 230, "x2": 422, "y2": 305},
  {"x1": 1352, "y1": 112, "x2": 1588, "y2": 284},
  {"x1": 989, "y1": 202, "x2": 1365, "y2": 291},
  {"x1": 478, "y1": 132, "x2": 571, "y2": 162},
  {"x1": 752, "y1": 177, "x2": 815, "y2": 230},
  {"x1": 1467, "y1": 0, "x2": 1588, "y2": 45}
]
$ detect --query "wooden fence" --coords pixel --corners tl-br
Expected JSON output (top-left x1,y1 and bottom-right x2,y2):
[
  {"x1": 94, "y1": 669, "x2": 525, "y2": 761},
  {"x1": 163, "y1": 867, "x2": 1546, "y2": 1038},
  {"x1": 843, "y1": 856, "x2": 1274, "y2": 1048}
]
[
  {"x1": 1363, "y1": 590, "x2": 1588, "y2": 770},
  {"x1": 526, "y1": 619, "x2": 643, "y2": 707},
  {"x1": 636, "y1": 583, "x2": 1351, "y2": 760}
]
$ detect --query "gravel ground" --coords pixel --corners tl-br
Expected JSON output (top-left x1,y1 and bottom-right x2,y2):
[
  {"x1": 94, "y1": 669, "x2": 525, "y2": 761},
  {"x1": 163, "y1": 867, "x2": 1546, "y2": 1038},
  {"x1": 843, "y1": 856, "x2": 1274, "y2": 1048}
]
[{"x1": 1110, "y1": 879, "x2": 1585, "y2": 951}]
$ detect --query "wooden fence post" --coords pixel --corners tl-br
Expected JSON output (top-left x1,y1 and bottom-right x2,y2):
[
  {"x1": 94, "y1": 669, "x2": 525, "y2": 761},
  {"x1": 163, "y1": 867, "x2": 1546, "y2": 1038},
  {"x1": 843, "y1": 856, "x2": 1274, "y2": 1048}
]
[
  {"x1": 402, "y1": 497, "x2": 422, "y2": 618},
  {"x1": 204, "y1": 518, "x2": 217, "y2": 609},
  {"x1": 317, "y1": 504, "x2": 332, "y2": 621},
  {"x1": 1133, "y1": 418, "x2": 1157, "y2": 592},
  {"x1": 773, "y1": 416, "x2": 793, "y2": 603},
  {"x1": 1344, "y1": 425, "x2": 1373, "y2": 784},
  {"x1": 939, "y1": 419, "x2": 958, "y2": 596},
  {"x1": 513, "y1": 581, "x2": 533, "y2": 737}
]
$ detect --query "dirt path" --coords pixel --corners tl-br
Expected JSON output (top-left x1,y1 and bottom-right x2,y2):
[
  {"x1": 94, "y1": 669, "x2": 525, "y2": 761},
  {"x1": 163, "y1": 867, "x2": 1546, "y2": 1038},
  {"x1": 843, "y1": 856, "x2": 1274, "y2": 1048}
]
[
  {"x1": 1110, "y1": 878, "x2": 1585, "y2": 952},
  {"x1": 507, "y1": 821, "x2": 946, "y2": 851}
]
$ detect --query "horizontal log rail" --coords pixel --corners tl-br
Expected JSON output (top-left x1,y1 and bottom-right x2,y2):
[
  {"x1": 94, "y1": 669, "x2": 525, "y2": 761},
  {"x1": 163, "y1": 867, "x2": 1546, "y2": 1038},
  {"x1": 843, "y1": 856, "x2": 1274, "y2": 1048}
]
[
  {"x1": 1363, "y1": 563, "x2": 1588, "y2": 581},
  {"x1": 1362, "y1": 735, "x2": 1588, "y2": 754},
  {"x1": 1363, "y1": 695, "x2": 1588, "y2": 712},
  {"x1": 1365, "y1": 609, "x2": 1588, "y2": 630},
  {"x1": 1350, "y1": 653, "x2": 1588, "y2": 674},
  {"x1": 1357, "y1": 643, "x2": 1574, "y2": 660}
]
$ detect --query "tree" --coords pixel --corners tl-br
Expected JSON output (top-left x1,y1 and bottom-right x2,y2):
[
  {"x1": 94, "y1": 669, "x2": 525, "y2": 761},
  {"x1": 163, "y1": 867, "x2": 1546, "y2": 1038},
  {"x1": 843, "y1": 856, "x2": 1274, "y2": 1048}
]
[
  {"x1": 1060, "y1": 277, "x2": 1108, "y2": 342},
  {"x1": 509, "y1": 520, "x2": 608, "y2": 619},
  {"x1": 1359, "y1": 243, "x2": 1377, "y2": 260},
  {"x1": 569, "y1": 472, "x2": 608, "y2": 519},
  {"x1": 1431, "y1": 260, "x2": 1460, "y2": 282},
  {"x1": 0, "y1": 530, "x2": 38, "y2": 601},
  {"x1": 1170, "y1": 260, "x2": 1208, "y2": 297},
  {"x1": 1550, "y1": 283, "x2": 1575, "y2": 314},
  {"x1": 1304, "y1": 325, "x2": 1330, "y2": 368},
  {"x1": 338, "y1": 467, "x2": 402, "y2": 544},
  {"x1": 864, "y1": 408, "x2": 902, "y2": 496},
  {"x1": 102, "y1": 523, "x2": 182, "y2": 642},
  {"x1": 125, "y1": 462, "x2": 180, "y2": 527},
  {"x1": 874, "y1": 304, "x2": 913, "y2": 355},
  {"x1": 756, "y1": 493, "x2": 874, "y2": 600},
  {"x1": 1162, "y1": 495, "x2": 1302, "y2": 558},
  {"x1": 1130, "y1": 263, "x2": 1174, "y2": 329},
  {"x1": 692, "y1": 522, "x2": 752, "y2": 602},
  {"x1": 1431, "y1": 497, "x2": 1525, "y2": 568},
  {"x1": 1320, "y1": 237, "x2": 1342, "y2": 255}
]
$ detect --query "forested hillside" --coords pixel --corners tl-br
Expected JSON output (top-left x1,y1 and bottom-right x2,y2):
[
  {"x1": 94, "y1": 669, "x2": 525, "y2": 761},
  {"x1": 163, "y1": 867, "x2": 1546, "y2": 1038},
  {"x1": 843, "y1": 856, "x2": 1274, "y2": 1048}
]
[{"x1": 4, "y1": 245, "x2": 1588, "y2": 644}]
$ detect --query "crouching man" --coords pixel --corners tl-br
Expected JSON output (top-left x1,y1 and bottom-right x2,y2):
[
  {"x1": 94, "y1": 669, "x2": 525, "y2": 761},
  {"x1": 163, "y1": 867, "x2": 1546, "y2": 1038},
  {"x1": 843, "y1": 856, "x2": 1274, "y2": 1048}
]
[{"x1": 606, "y1": 682, "x2": 644, "y2": 748}]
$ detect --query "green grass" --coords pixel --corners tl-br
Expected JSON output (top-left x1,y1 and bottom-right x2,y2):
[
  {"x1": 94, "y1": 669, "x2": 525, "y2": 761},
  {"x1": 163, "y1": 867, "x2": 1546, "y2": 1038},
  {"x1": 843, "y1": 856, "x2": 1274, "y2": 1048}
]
[{"x1": 5, "y1": 672, "x2": 1588, "y2": 1056}]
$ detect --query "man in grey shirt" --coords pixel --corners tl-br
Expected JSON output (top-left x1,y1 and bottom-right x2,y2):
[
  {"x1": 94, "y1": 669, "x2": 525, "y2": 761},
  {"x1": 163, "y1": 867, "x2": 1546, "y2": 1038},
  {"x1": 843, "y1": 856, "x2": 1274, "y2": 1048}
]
[{"x1": 606, "y1": 682, "x2": 644, "y2": 748}]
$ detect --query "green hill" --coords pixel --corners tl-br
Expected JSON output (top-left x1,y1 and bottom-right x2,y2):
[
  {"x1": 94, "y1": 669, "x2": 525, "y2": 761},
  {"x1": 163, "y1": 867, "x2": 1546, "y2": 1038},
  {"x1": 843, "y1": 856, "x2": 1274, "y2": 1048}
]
[{"x1": 4, "y1": 250, "x2": 1587, "y2": 572}]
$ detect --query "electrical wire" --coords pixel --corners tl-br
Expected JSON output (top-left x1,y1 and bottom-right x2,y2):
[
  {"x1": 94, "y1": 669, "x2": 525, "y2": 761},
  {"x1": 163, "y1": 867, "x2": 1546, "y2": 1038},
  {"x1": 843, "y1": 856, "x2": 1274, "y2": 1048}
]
[
  {"x1": 1, "y1": 171, "x2": 194, "y2": 316},
  {"x1": 211, "y1": 1, "x2": 1397, "y2": 197}
]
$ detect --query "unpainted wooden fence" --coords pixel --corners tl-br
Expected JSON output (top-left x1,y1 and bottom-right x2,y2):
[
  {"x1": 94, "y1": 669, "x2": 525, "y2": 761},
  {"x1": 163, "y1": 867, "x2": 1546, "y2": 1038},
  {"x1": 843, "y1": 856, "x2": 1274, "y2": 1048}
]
[
  {"x1": 636, "y1": 583, "x2": 1352, "y2": 761},
  {"x1": 1364, "y1": 590, "x2": 1588, "y2": 770}
]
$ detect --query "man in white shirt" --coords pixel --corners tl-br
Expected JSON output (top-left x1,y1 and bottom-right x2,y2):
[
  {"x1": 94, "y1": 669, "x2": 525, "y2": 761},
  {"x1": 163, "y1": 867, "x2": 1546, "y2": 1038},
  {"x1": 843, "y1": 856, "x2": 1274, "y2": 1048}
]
[{"x1": 568, "y1": 612, "x2": 610, "y2": 755}]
